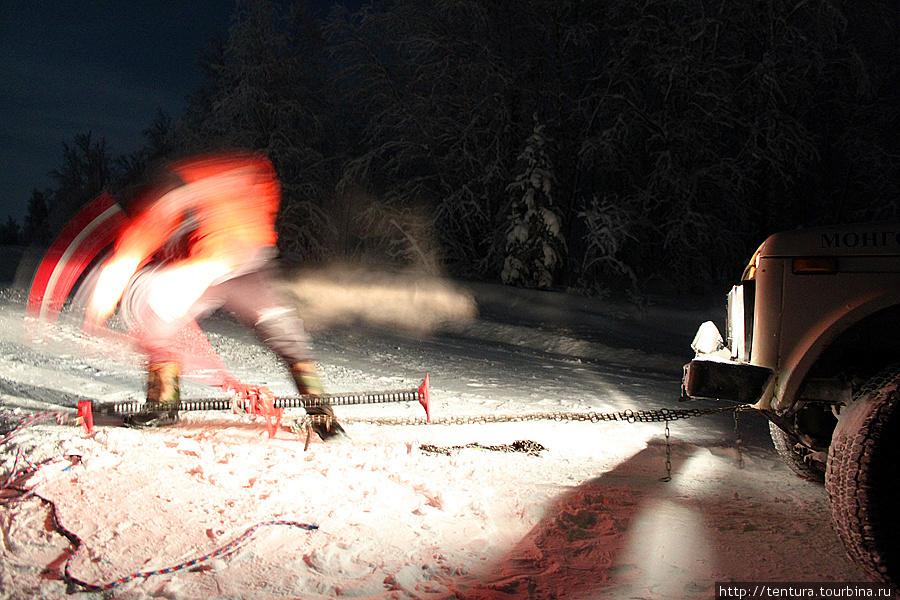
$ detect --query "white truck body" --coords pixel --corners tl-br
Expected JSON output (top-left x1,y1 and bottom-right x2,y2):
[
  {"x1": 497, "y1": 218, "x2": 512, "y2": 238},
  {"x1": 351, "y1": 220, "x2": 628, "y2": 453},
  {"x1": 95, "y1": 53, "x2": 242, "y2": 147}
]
[{"x1": 682, "y1": 223, "x2": 900, "y2": 591}]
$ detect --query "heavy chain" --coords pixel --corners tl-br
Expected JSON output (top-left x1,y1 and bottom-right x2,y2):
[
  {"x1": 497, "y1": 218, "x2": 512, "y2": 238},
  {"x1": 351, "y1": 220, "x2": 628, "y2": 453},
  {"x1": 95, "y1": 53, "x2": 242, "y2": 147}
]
[
  {"x1": 290, "y1": 403, "x2": 756, "y2": 429},
  {"x1": 290, "y1": 403, "x2": 757, "y2": 469}
]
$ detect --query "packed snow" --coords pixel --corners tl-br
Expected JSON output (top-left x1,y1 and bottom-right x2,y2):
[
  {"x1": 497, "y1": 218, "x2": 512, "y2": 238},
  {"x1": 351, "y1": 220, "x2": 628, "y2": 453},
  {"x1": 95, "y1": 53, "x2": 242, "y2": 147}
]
[{"x1": 0, "y1": 265, "x2": 870, "y2": 599}]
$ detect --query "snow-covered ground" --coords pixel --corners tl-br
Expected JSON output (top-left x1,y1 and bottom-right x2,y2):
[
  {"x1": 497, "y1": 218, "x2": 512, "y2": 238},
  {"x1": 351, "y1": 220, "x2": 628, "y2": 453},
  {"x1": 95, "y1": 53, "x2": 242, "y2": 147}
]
[{"x1": 0, "y1": 265, "x2": 869, "y2": 599}]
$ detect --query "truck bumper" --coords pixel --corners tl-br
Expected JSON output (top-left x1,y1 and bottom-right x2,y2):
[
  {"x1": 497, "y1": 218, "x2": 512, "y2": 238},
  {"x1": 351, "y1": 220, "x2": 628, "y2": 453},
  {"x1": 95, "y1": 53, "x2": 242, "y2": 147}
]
[{"x1": 682, "y1": 358, "x2": 773, "y2": 404}]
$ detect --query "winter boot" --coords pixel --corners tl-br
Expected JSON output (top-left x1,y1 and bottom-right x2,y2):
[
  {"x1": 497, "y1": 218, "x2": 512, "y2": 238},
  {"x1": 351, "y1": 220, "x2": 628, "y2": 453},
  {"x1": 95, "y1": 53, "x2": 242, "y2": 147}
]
[
  {"x1": 125, "y1": 361, "x2": 181, "y2": 428},
  {"x1": 290, "y1": 361, "x2": 345, "y2": 440}
]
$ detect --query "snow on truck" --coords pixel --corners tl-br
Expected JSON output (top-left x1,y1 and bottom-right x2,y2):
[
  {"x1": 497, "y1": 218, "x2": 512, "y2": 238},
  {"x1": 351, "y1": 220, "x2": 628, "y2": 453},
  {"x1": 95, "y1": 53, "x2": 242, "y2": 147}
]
[{"x1": 681, "y1": 223, "x2": 900, "y2": 591}]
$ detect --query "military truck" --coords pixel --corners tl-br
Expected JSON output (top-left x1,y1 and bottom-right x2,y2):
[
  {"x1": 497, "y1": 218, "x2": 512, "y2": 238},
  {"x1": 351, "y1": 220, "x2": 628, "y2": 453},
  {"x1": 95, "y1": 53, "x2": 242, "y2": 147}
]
[{"x1": 681, "y1": 223, "x2": 900, "y2": 590}]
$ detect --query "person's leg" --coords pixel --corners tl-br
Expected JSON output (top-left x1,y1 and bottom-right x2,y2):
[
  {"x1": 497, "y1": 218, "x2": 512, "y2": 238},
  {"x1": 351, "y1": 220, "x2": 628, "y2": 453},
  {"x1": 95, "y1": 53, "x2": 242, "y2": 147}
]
[
  {"x1": 119, "y1": 265, "x2": 225, "y2": 427},
  {"x1": 121, "y1": 360, "x2": 181, "y2": 427},
  {"x1": 207, "y1": 265, "x2": 344, "y2": 439}
]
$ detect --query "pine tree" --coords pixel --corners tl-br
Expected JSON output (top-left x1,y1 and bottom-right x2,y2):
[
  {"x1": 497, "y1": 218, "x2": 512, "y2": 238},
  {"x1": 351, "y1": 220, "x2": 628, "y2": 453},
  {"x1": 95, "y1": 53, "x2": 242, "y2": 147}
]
[
  {"x1": 0, "y1": 216, "x2": 21, "y2": 245},
  {"x1": 502, "y1": 121, "x2": 564, "y2": 290},
  {"x1": 23, "y1": 189, "x2": 52, "y2": 246}
]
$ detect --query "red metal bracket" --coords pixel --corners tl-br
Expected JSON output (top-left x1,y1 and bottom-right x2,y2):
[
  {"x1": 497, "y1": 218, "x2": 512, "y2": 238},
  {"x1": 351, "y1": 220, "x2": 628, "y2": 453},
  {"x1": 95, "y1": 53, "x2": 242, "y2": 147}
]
[
  {"x1": 418, "y1": 373, "x2": 431, "y2": 422},
  {"x1": 253, "y1": 387, "x2": 284, "y2": 439},
  {"x1": 227, "y1": 383, "x2": 283, "y2": 438},
  {"x1": 77, "y1": 401, "x2": 94, "y2": 435}
]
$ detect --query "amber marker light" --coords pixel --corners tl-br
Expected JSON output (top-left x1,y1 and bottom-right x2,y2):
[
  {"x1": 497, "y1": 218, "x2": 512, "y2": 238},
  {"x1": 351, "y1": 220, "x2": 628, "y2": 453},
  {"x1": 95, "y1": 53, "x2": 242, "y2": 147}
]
[{"x1": 792, "y1": 257, "x2": 838, "y2": 274}]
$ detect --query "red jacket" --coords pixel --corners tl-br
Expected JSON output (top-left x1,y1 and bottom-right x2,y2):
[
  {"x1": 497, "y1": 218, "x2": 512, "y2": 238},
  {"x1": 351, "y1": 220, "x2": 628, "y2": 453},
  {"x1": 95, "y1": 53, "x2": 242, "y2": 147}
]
[
  {"x1": 116, "y1": 152, "x2": 280, "y2": 272},
  {"x1": 86, "y1": 152, "x2": 281, "y2": 328}
]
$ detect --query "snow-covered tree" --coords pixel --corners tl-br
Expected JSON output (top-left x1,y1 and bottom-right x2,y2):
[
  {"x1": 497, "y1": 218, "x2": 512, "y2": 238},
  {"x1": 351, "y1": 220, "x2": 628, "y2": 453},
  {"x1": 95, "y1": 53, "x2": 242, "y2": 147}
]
[
  {"x1": 175, "y1": 0, "x2": 340, "y2": 260},
  {"x1": 502, "y1": 122, "x2": 564, "y2": 290},
  {"x1": 578, "y1": 195, "x2": 638, "y2": 295},
  {"x1": 325, "y1": 0, "x2": 538, "y2": 276},
  {"x1": 94, "y1": 0, "x2": 897, "y2": 292}
]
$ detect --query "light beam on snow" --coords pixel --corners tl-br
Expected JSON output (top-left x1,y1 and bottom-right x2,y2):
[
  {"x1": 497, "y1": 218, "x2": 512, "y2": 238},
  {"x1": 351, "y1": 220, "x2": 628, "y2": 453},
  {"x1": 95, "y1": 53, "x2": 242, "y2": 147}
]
[
  {"x1": 618, "y1": 497, "x2": 714, "y2": 596},
  {"x1": 669, "y1": 449, "x2": 730, "y2": 496},
  {"x1": 613, "y1": 450, "x2": 727, "y2": 595}
]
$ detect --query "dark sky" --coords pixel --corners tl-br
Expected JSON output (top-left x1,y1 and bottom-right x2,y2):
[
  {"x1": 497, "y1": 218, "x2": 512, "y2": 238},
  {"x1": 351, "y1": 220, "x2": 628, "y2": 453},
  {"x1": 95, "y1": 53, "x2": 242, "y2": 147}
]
[{"x1": 0, "y1": 2, "x2": 252, "y2": 225}]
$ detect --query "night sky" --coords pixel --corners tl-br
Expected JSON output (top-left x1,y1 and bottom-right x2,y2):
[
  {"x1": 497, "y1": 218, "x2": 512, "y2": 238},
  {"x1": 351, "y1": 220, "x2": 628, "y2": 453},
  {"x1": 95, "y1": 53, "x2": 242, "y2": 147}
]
[{"x1": 0, "y1": 2, "x2": 237, "y2": 224}]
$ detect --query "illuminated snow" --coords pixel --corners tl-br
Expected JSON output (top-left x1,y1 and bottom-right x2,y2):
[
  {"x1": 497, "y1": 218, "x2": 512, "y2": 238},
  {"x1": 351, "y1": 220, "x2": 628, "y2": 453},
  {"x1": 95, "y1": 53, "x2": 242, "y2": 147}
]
[{"x1": 0, "y1": 277, "x2": 868, "y2": 599}]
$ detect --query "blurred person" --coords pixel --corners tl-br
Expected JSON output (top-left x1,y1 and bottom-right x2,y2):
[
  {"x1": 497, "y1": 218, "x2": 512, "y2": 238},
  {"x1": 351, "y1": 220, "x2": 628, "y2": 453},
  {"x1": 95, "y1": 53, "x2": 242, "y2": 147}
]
[{"x1": 84, "y1": 150, "x2": 343, "y2": 439}]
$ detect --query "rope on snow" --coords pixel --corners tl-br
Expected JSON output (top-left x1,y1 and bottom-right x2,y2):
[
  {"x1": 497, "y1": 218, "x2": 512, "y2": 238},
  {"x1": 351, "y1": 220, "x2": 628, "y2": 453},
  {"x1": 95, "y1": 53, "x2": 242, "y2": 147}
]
[
  {"x1": 0, "y1": 417, "x2": 318, "y2": 593},
  {"x1": 63, "y1": 519, "x2": 319, "y2": 592}
]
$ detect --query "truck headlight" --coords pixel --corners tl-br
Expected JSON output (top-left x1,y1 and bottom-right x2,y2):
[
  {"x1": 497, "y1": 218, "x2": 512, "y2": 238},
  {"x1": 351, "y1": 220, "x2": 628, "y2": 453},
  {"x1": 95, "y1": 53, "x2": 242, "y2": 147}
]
[{"x1": 727, "y1": 281, "x2": 754, "y2": 361}]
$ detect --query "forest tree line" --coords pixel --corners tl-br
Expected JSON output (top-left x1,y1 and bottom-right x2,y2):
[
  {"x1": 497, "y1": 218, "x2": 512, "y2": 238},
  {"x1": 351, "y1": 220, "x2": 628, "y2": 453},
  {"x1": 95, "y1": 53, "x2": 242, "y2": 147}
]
[{"x1": 4, "y1": 0, "x2": 899, "y2": 295}]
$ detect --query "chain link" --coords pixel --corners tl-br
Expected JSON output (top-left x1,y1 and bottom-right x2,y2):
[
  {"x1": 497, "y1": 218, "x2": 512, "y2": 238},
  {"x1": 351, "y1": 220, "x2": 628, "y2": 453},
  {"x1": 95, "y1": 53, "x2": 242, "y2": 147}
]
[
  {"x1": 290, "y1": 403, "x2": 756, "y2": 429},
  {"x1": 290, "y1": 404, "x2": 755, "y2": 481},
  {"x1": 661, "y1": 420, "x2": 672, "y2": 482},
  {"x1": 733, "y1": 409, "x2": 745, "y2": 469}
]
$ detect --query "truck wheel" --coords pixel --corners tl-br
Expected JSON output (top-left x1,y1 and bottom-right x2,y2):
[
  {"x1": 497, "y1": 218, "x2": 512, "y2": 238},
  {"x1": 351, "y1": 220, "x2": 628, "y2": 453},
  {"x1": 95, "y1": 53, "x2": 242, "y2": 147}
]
[
  {"x1": 769, "y1": 421, "x2": 825, "y2": 482},
  {"x1": 826, "y1": 368, "x2": 900, "y2": 590}
]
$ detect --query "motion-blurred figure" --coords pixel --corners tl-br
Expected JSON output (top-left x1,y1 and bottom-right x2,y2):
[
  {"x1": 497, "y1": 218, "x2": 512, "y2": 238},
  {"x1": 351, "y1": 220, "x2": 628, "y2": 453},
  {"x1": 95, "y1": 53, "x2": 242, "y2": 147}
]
[{"x1": 85, "y1": 151, "x2": 342, "y2": 438}]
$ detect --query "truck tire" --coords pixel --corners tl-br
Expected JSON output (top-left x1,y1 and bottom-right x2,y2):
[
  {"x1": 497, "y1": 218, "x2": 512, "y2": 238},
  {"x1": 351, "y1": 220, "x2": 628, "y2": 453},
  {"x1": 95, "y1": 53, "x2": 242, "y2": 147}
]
[
  {"x1": 826, "y1": 367, "x2": 900, "y2": 591},
  {"x1": 769, "y1": 421, "x2": 825, "y2": 482}
]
